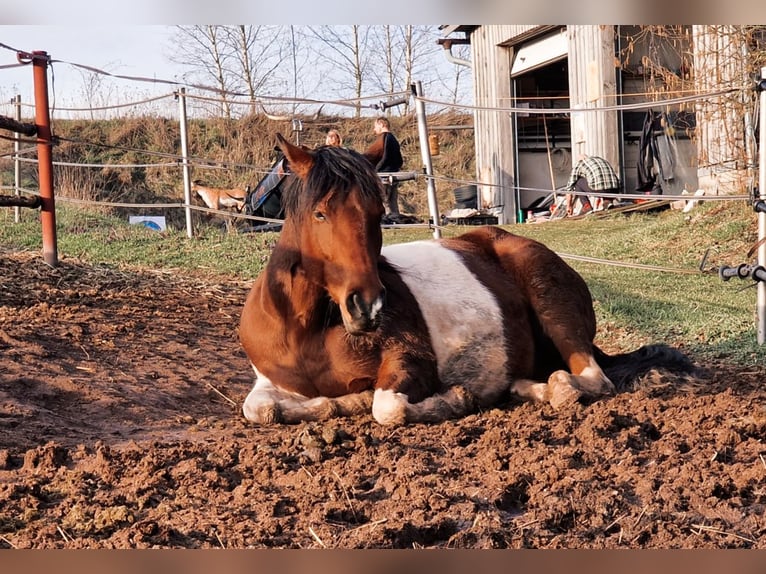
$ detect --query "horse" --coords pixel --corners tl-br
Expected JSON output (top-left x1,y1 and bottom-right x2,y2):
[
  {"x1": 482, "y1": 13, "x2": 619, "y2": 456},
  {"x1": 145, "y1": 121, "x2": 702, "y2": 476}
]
[
  {"x1": 238, "y1": 134, "x2": 693, "y2": 426},
  {"x1": 192, "y1": 180, "x2": 249, "y2": 213}
]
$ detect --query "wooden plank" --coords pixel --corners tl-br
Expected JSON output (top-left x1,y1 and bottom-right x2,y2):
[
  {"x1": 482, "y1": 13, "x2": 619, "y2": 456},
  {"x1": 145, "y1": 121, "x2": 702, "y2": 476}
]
[
  {"x1": 0, "y1": 115, "x2": 37, "y2": 137},
  {"x1": 0, "y1": 195, "x2": 41, "y2": 208}
]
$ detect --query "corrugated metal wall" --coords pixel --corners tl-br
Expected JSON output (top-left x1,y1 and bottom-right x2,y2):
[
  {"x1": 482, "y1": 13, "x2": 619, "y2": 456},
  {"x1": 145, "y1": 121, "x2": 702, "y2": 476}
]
[
  {"x1": 470, "y1": 25, "x2": 535, "y2": 224},
  {"x1": 692, "y1": 25, "x2": 749, "y2": 195},
  {"x1": 469, "y1": 25, "x2": 620, "y2": 222},
  {"x1": 566, "y1": 25, "x2": 620, "y2": 170},
  {"x1": 464, "y1": 25, "x2": 749, "y2": 213}
]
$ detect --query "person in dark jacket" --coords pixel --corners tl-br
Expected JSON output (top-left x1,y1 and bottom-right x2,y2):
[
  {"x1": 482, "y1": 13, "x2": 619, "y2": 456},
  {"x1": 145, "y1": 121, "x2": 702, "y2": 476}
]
[{"x1": 371, "y1": 117, "x2": 403, "y2": 215}]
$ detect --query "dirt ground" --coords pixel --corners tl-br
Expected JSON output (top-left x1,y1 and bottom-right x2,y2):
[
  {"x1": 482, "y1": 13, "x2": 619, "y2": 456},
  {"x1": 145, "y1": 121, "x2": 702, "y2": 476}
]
[{"x1": 1, "y1": 249, "x2": 765, "y2": 549}]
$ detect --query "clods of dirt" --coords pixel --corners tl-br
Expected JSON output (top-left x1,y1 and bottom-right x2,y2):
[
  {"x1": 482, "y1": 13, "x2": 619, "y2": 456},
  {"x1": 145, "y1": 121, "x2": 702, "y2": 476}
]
[{"x1": 1, "y1": 250, "x2": 765, "y2": 548}]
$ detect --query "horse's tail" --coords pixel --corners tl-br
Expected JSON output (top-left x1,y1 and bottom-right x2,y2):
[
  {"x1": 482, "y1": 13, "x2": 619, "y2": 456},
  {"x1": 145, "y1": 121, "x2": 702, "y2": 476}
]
[{"x1": 595, "y1": 343, "x2": 695, "y2": 390}]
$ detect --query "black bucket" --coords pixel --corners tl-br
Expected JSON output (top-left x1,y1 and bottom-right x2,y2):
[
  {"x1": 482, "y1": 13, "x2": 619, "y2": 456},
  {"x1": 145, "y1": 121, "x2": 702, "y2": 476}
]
[{"x1": 453, "y1": 184, "x2": 478, "y2": 209}]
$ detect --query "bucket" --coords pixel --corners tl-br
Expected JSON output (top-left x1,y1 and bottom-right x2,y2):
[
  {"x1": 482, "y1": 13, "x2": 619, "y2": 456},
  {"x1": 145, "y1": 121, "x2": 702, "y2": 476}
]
[
  {"x1": 453, "y1": 185, "x2": 477, "y2": 209},
  {"x1": 428, "y1": 133, "x2": 440, "y2": 156}
]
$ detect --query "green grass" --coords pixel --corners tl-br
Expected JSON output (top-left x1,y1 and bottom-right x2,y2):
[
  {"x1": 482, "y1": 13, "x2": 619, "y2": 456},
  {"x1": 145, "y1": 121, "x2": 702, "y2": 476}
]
[
  {"x1": 1, "y1": 207, "x2": 279, "y2": 278},
  {"x1": 2, "y1": 201, "x2": 765, "y2": 368}
]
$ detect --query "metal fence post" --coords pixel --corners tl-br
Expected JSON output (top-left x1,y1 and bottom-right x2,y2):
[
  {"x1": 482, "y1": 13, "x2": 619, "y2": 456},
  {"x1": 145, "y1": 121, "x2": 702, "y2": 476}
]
[
  {"x1": 13, "y1": 94, "x2": 21, "y2": 223},
  {"x1": 177, "y1": 88, "x2": 193, "y2": 239},
  {"x1": 32, "y1": 52, "x2": 58, "y2": 267},
  {"x1": 412, "y1": 81, "x2": 441, "y2": 239},
  {"x1": 757, "y1": 67, "x2": 766, "y2": 344}
]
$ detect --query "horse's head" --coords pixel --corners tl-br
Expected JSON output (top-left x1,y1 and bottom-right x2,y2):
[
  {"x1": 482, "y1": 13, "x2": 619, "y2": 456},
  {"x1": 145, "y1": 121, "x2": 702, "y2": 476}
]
[{"x1": 276, "y1": 133, "x2": 386, "y2": 335}]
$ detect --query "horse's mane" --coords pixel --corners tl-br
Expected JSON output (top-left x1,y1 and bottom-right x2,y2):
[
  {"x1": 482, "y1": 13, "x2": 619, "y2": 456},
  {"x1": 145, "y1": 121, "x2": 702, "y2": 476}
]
[{"x1": 281, "y1": 146, "x2": 383, "y2": 218}]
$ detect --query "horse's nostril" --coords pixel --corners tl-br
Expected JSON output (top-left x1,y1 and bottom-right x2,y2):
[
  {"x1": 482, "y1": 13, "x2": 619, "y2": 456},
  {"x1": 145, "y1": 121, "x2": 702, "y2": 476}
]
[
  {"x1": 346, "y1": 289, "x2": 384, "y2": 327},
  {"x1": 346, "y1": 291, "x2": 363, "y2": 318}
]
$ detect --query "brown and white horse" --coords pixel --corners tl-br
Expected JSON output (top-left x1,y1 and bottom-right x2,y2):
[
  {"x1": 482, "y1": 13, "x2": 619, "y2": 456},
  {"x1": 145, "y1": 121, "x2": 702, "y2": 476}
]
[
  {"x1": 192, "y1": 180, "x2": 248, "y2": 212},
  {"x1": 238, "y1": 134, "x2": 693, "y2": 425}
]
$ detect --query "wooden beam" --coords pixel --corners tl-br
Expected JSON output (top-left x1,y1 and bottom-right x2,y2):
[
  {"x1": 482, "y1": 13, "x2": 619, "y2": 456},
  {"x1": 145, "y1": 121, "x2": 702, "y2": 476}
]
[
  {"x1": 0, "y1": 195, "x2": 41, "y2": 208},
  {"x1": 0, "y1": 115, "x2": 37, "y2": 137}
]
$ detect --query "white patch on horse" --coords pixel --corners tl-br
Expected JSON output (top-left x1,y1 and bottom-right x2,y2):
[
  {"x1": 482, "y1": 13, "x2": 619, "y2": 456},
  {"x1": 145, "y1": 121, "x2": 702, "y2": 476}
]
[
  {"x1": 381, "y1": 241, "x2": 508, "y2": 403},
  {"x1": 242, "y1": 366, "x2": 306, "y2": 423},
  {"x1": 575, "y1": 357, "x2": 615, "y2": 395},
  {"x1": 371, "y1": 388, "x2": 407, "y2": 425}
]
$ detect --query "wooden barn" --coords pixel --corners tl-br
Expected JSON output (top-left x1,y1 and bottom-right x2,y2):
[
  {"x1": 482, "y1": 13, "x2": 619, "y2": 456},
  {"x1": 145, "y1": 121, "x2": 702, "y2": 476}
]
[{"x1": 439, "y1": 25, "x2": 753, "y2": 223}]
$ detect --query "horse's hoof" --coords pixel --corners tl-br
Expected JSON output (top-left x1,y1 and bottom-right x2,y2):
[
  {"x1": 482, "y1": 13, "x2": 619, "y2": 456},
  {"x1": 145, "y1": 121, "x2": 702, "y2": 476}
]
[
  {"x1": 304, "y1": 396, "x2": 338, "y2": 420},
  {"x1": 546, "y1": 372, "x2": 582, "y2": 409},
  {"x1": 242, "y1": 400, "x2": 281, "y2": 424},
  {"x1": 372, "y1": 388, "x2": 407, "y2": 425}
]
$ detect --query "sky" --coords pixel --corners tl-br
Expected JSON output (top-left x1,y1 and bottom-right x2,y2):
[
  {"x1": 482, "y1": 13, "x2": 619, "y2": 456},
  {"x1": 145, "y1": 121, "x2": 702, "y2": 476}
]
[
  {"x1": 0, "y1": 24, "x2": 476, "y2": 120},
  {"x1": 3, "y1": 1, "x2": 766, "y2": 117},
  {"x1": 0, "y1": 26, "x2": 184, "y2": 110}
]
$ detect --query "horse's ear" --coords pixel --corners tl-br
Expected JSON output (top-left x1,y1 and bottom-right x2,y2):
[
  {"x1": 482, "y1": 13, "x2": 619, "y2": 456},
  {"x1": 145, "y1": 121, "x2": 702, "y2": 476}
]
[
  {"x1": 362, "y1": 134, "x2": 384, "y2": 167},
  {"x1": 276, "y1": 133, "x2": 314, "y2": 179}
]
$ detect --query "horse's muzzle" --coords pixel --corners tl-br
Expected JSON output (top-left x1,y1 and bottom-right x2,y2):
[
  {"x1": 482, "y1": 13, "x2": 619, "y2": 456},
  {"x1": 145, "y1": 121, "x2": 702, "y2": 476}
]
[{"x1": 344, "y1": 288, "x2": 386, "y2": 334}]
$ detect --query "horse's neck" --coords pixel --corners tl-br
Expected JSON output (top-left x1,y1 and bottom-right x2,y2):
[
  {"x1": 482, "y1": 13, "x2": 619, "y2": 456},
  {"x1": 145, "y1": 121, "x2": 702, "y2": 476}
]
[{"x1": 266, "y1": 231, "x2": 328, "y2": 328}]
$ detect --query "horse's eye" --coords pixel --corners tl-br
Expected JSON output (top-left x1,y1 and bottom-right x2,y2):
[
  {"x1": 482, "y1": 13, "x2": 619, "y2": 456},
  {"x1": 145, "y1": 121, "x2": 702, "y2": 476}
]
[{"x1": 313, "y1": 210, "x2": 326, "y2": 221}]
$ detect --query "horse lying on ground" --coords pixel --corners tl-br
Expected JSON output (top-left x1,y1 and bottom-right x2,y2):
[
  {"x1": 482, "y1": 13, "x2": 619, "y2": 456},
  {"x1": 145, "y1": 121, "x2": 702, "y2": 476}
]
[
  {"x1": 238, "y1": 134, "x2": 694, "y2": 425},
  {"x1": 192, "y1": 180, "x2": 248, "y2": 212}
]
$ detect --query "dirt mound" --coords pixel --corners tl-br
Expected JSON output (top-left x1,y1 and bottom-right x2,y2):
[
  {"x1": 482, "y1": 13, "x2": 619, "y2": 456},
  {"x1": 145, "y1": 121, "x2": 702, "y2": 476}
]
[{"x1": 1, "y1": 250, "x2": 764, "y2": 548}]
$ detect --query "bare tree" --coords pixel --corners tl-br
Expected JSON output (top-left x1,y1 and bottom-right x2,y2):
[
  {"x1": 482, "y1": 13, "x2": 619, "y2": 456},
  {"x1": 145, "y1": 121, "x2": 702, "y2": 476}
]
[
  {"x1": 306, "y1": 25, "x2": 373, "y2": 117},
  {"x1": 169, "y1": 25, "x2": 472, "y2": 118},
  {"x1": 284, "y1": 25, "x2": 318, "y2": 116},
  {"x1": 170, "y1": 25, "x2": 234, "y2": 117},
  {"x1": 376, "y1": 26, "x2": 398, "y2": 97},
  {"x1": 171, "y1": 25, "x2": 303, "y2": 118},
  {"x1": 76, "y1": 65, "x2": 114, "y2": 120},
  {"x1": 289, "y1": 25, "x2": 299, "y2": 113},
  {"x1": 226, "y1": 25, "x2": 286, "y2": 100},
  {"x1": 432, "y1": 41, "x2": 472, "y2": 106},
  {"x1": 368, "y1": 26, "x2": 452, "y2": 114}
]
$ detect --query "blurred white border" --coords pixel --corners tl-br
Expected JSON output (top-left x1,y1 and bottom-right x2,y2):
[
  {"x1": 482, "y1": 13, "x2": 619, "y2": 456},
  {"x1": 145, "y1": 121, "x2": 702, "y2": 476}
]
[{"x1": 3, "y1": 0, "x2": 766, "y2": 26}]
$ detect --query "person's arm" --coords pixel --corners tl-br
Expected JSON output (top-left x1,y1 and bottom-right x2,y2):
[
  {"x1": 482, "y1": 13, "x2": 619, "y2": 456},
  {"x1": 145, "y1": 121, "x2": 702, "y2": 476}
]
[
  {"x1": 376, "y1": 133, "x2": 391, "y2": 171},
  {"x1": 565, "y1": 160, "x2": 581, "y2": 191},
  {"x1": 564, "y1": 160, "x2": 583, "y2": 215}
]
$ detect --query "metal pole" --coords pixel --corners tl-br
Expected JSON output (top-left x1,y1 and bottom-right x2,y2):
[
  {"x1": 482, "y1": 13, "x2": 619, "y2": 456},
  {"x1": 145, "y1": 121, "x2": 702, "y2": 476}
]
[
  {"x1": 13, "y1": 94, "x2": 21, "y2": 223},
  {"x1": 32, "y1": 52, "x2": 58, "y2": 267},
  {"x1": 412, "y1": 81, "x2": 441, "y2": 239},
  {"x1": 177, "y1": 88, "x2": 193, "y2": 239},
  {"x1": 757, "y1": 67, "x2": 766, "y2": 344},
  {"x1": 743, "y1": 42, "x2": 756, "y2": 187}
]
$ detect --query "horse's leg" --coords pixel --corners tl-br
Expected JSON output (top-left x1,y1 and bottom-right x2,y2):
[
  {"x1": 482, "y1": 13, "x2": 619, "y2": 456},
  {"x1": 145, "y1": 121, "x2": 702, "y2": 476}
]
[
  {"x1": 509, "y1": 379, "x2": 549, "y2": 402},
  {"x1": 495, "y1": 232, "x2": 616, "y2": 407},
  {"x1": 510, "y1": 376, "x2": 587, "y2": 409},
  {"x1": 529, "y1": 286, "x2": 615, "y2": 406},
  {"x1": 372, "y1": 385, "x2": 479, "y2": 425},
  {"x1": 370, "y1": 348, "x2": 509, "y2": 425},
  {"x1": 242, "y1": 368, "x2": 373, "y2": 424}
]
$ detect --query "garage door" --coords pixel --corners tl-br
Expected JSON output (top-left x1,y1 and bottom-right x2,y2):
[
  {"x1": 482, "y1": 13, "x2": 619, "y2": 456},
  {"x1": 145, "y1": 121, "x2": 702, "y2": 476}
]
[{"x1": 511, "y1": 28, "x2": 568, "y2": 77}]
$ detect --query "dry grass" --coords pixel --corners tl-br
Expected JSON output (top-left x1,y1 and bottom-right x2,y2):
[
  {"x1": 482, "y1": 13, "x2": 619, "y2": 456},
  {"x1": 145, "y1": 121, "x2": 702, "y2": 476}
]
[{"x1": 0, "y1": 111, "x2": 474, "y2": 220}]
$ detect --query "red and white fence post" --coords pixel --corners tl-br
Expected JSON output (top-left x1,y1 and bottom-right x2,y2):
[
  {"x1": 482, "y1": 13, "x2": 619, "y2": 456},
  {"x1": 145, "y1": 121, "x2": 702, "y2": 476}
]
[{"x1": 31, "y1": 51, "x2": 58, "y2": 267}]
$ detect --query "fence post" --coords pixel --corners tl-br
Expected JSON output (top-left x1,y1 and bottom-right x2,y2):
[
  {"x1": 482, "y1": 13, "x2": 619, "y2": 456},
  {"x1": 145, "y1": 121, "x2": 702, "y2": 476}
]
[
  {"x1": 32, "y1": 52, "x2": 58, "y2": 267},
  {"x1": 757, "y1": 67, "x2": 766, "y2": 345},
  {"x1": 412, "y1": 81, "x2": 441, "y2": 239},
  {"x1": 13, "y1": 94, "x2": 21, "y2": 223},
  {"x1": 177, "y1": 87, "x2": 194, "y2": 239}
]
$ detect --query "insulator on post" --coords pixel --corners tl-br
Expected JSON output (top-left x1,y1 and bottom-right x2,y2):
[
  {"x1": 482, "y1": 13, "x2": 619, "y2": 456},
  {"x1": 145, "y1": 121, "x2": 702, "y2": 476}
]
[{"x1": 428, "y1": 133, "x2": 440, "y2": 156}]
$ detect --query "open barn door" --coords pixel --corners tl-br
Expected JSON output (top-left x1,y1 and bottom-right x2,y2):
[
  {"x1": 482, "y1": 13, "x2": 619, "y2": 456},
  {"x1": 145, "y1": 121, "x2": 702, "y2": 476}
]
[{"x1": 510, "y1": 28, "x2": 572, "y2": 216}]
